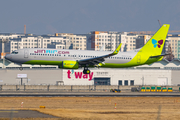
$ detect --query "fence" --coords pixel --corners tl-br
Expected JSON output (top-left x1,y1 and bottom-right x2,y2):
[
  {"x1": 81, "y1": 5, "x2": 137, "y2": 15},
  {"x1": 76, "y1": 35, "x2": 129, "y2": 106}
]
[
  {"x1": 0, "y1": 85, "x2": 179, "y2": 92},
  {"x1": 0, "y1": 85, "x2": 133, "y2": 92}
]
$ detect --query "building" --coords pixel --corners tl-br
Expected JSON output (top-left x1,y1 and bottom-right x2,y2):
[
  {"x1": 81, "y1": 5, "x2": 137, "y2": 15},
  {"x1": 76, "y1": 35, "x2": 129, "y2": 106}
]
[
  {"x1": 55, "y1": 33, "x2": 87, "y2": 50},
  {"x1": 0, "y1": 33, "x2": 24, "y2": 40},
  {"x1": 120, "y1": 33, "x2": 139, "y2": 52},
  {"x1": 87, "y1": 31, "x2": 121, "y2": 51},
  {"x1": 1, "y1": 35, "x2": 73, "y2": 54},
  {"x1": 136, "y1": 35, "x2": 152, "y2": 49},
  {"x1": 166, "y1": 34, "x2": 180, "y2": 58},
  {"x1": 87, "y1": 31, "x2": 152, "y2": 52},
  {"x1": 0, "y1": 33, "x2": 25, "y2": 58},
  {"x1": 1, "y1": 33, "x2": 87, "y2": 58},
  {"x1": 0, "y1": 68, "x2": 180, "y2": 86}
]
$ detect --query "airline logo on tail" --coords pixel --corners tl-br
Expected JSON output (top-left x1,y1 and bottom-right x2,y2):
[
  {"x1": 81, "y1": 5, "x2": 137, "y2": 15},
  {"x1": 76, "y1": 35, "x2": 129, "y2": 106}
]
[{"x1": 152, "y1": 39, "x2": 163, "y2": 48}]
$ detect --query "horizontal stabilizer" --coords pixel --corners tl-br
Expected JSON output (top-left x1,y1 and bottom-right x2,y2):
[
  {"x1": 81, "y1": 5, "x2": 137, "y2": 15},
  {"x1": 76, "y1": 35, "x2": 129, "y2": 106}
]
[{"x1": 150, "y1": 54, "x2": 171, "y2": 58}]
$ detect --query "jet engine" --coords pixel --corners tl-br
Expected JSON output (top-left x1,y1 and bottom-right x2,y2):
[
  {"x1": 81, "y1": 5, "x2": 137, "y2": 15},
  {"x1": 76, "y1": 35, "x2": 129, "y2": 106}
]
[{"x1": 59, "y1": 60, "x2": 79, "y2": 69}]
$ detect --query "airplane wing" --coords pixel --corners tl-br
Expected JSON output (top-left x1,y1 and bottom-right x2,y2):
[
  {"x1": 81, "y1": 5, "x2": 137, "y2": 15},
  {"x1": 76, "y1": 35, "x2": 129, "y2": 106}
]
[
  {"x1": 78, "y1": 43, "x2": 122, "y2": 66},
  {"x1": 99, "y1": 44, "x2": 105, "y2": 51}
]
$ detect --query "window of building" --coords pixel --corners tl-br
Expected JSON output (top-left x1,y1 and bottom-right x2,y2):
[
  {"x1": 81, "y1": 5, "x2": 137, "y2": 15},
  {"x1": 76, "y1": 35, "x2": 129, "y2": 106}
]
[
  {"x1": 124, "y1": 80, "x2": 128, "y2": 86},
  {"x1": 118, "y1": 80, "x2": 122, "y2": 85},
  {"x1": 130, "y1": 80, "x2": 134, "y2": 85}
]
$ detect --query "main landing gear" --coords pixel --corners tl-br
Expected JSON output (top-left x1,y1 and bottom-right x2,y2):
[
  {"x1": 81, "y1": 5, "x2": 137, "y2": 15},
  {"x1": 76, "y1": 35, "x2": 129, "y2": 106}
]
[{"x1": 83, "y1": 67, "x2": 91, "y2": 74}]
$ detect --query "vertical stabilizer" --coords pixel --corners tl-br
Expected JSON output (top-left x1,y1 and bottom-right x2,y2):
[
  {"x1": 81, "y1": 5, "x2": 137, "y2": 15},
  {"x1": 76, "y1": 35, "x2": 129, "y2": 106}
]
[{"x1": 140, "y1": 24, "x2": 170, "y2": 56}]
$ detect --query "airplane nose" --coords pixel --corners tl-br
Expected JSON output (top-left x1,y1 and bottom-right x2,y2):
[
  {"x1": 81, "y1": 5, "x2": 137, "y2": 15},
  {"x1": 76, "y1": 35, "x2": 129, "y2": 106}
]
[{"x1": 5, "y1": 54, "x2": 10, "y2": 60}]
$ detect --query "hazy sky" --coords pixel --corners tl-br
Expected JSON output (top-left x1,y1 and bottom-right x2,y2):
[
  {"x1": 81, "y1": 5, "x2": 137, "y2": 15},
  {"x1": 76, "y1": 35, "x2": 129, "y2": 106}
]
[{"x1": 0, "y1": 0, "x2": 180, "y2": 35}]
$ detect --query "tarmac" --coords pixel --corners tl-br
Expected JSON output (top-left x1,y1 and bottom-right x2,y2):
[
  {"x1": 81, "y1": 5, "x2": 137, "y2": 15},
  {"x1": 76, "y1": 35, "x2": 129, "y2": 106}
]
[
  {"x1": 0, "y1": 92, "x2": 180, "y2": 97},
  {"x1": 0, "y1": 110, "x2": 58, "y2": 118}
]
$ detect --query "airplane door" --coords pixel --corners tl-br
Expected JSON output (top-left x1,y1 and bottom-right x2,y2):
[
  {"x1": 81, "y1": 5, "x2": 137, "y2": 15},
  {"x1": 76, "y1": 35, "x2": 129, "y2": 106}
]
[
  {"x1": 74, "y1": 54, "x2": 77, "y2": 59},
  {"x1": 24, "y1": 49, "x2": 29, "y2": 58},
  {"x1": 137, "y1": 55, "x2": 141, "y2": 63}
]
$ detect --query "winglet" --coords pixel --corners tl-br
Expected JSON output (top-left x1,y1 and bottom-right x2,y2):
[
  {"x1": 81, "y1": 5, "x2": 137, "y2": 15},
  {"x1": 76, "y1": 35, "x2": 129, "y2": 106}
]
[{"x1": 112, "y1": 43, "x2": 122, "y2": 55}]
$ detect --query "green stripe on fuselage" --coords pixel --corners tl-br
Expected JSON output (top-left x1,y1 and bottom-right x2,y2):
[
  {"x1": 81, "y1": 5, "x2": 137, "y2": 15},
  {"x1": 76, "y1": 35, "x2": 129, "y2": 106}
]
[
  {"x1": 23, "y1": 56, "x2": 162, "y2": 68},
  {"x1": 24, "y1": 60, "x2": 62, "y2": 65},
  {"x1": 100, "y1": 56, "x2": 162, "y2": 68}
]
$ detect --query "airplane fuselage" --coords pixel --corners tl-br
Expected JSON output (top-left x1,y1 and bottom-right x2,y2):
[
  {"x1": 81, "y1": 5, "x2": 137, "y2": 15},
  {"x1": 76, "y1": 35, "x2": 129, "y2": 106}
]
[{"x1": 5, "y1": 48, "x2": 160, "y2": 68}]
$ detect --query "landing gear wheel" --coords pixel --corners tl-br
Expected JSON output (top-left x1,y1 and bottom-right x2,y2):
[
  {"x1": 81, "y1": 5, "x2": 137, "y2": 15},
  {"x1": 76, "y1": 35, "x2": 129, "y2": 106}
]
[
  {"x1": 83, "y1": 67, "x2": 91, "y2": 74},
  {"x1": 86, "y1": 69, "x2": 90, "y2": 74}
]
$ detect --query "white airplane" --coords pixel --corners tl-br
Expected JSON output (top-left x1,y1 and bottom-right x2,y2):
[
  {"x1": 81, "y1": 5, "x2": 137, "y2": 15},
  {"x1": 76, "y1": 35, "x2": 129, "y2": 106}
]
[{"x1": 5, "y1": 24, "x2": 170, "y2": 74}]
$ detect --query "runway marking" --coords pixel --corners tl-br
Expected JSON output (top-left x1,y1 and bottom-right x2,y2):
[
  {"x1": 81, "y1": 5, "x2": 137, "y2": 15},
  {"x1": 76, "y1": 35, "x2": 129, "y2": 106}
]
[
  {"x1": 0, "y1": 111, "x2": 18, "y2": 113},
  {"x1": 0, "y1": 110, "x2": 58, "y2": 118}
]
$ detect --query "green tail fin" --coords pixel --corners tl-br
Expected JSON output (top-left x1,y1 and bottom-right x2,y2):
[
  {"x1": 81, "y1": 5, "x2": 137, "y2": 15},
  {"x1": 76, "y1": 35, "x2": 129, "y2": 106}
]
[{"x1": 140, "y1": 24, "x2": 170, "y2": 56}]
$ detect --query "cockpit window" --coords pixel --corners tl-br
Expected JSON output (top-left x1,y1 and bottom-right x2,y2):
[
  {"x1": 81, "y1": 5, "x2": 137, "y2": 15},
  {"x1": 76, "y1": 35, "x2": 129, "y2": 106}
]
[{"x1": 11, "y1": 51, "x2": 18, "y2": 54}]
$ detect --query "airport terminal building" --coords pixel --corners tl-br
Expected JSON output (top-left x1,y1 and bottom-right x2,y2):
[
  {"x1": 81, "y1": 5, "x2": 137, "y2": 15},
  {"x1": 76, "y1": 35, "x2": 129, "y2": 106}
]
[{"x1": 0, "y1": 68, "x2": 180, "y2": 86}]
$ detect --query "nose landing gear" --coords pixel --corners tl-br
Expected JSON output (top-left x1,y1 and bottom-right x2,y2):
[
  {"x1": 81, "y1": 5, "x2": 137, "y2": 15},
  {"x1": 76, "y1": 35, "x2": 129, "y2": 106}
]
[{"x1": 19, "y1": 65, "x2": 23, "y2": 71}]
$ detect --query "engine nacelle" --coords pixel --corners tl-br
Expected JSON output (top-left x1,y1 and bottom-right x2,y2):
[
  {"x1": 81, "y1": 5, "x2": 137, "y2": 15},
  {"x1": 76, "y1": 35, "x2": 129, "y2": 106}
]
[{"x1": 60, "y1": 60, "x2": 79, "y2": 69}]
